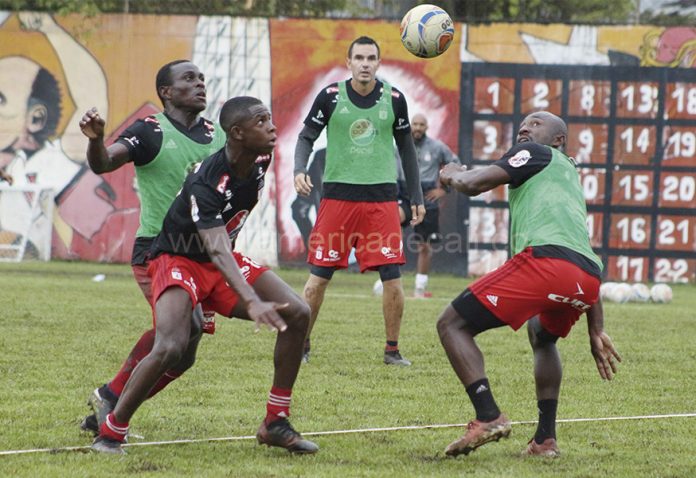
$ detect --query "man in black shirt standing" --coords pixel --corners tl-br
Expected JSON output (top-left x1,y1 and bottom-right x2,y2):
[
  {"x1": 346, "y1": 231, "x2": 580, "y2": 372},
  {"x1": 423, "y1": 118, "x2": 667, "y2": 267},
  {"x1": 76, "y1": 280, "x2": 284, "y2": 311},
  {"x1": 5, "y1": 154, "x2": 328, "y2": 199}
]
[{"x1": 91, "y1": 96, "x2": 318, "y2": 456}]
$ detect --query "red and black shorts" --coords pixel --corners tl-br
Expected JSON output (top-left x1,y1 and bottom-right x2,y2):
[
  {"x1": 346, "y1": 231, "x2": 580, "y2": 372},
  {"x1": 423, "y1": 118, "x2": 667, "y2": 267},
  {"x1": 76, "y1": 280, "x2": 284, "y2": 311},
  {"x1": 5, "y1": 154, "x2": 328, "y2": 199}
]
[
  {"x1": 307, "y1": 198, "x2": 404, "y2": 272},
  {"x1": 148, "y1": 251, "x2": 268, "y2": 330},
  {"x1": 463, "y1": 247, "x2": 600, "y2": 338}
]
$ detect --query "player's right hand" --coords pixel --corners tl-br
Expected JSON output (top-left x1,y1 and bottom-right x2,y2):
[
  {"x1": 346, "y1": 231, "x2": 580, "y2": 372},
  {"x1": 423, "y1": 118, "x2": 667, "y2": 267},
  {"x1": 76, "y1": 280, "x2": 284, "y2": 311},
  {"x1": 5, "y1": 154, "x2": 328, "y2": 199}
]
[
  {"x1": 79, "y1": 107, "x2": 105, "y2": 139},
  {"x1": 294, "y1": 172, "x2": 313, "y2": 196},
  {"x1": 248, "y1": 300, "x2": 288, "y2": 333}
]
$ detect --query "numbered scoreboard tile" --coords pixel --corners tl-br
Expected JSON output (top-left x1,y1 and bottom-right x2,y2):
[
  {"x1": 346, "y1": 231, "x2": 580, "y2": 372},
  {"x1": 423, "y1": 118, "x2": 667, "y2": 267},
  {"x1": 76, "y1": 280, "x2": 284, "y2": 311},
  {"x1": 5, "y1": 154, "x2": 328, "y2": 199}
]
[
  {"x1": 653, "y1": 257, "x2": 696, "y2": 283},
  {"x1": 467, "y1": 207, "x2": 509, "y2": 245},
  {"x1": 586, "y1": 212, "x2": 604, "y2": 248},
  {"x1": 664, "y1": 82, "x2": 696, "y2": 120},
  {"x1": 661, "y1": 125, "x2": 696, "y2": 167},
  {"x1": 472, "y1": 120, "x2": 513, "y2": 160},
  {"x1": 520, "y1": 79, "x2": 562, "y2": 115},
  {"x1": 615, "y1": 81, "x2": 659, "y2": 119},
  {"x1": 658, "y1": 172, "x2": 696, "y2": 209},
  {"x1": 567, "y1": 123, "x2": 609, "y2": 164},
  {"x1": 467, "y1": 249, "x2": 508, "y2": 277},
  {"x1": 610, "y1": 170, "x2": 654, "y2": 207},
  {"x1": 568, "y1": 80, "x2": 611, "y2": 117},
  {"x1": 578, "y1": 168, "x2": 607, "y2": 205},
  {"x1": 474, "y1": 77, "x2": 515, "y2": 114},
  {"x1": 606, "y1": 255, "x2": 649, "y2": 283},
  {"x1": 655, "y1": 215, "x2": 696, "y2": 252},
  {"x1": 612, "y1": 124, "x2": 656, "y2": 165},
  {"x1": 608, "y1": 213, "x2": 652, "y2": 250}
]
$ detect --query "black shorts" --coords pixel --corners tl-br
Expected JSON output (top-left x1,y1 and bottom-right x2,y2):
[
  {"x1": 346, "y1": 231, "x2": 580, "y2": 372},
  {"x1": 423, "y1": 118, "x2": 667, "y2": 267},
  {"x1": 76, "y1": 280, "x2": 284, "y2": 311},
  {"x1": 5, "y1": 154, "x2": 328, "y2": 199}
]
[{"x1": 413, "y1": 207, "x2": 441, "y2": 243}]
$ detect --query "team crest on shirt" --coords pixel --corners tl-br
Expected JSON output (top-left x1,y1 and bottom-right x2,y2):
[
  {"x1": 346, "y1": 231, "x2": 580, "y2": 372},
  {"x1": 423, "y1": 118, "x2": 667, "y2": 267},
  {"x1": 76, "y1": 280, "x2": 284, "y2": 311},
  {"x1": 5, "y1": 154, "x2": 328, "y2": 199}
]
[
  {"x1": 216, "y1": 174, "x2": 230, "y2": 194},
  {"x1": 508, "y1": 149, "x2": 531, "y2": 168},
  {"x1": 225, "y1": 210, "x2": 249, "y2": 241}
]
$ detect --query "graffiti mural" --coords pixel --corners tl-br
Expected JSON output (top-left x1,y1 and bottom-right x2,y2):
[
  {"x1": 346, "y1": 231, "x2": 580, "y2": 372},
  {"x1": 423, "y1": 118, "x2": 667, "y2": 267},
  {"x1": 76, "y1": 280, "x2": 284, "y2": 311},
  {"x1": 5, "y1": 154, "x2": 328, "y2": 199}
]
[{"x1": 1, "y1": 13, "x2": 693, "y2": 281}]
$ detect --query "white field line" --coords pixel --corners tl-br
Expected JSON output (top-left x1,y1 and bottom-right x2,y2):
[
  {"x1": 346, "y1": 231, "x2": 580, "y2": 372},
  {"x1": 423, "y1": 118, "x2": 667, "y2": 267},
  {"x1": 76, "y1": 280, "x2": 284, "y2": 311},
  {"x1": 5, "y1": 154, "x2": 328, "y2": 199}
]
[{"x1": 1, "y1": 412, "x2": 695, "y2": 456}]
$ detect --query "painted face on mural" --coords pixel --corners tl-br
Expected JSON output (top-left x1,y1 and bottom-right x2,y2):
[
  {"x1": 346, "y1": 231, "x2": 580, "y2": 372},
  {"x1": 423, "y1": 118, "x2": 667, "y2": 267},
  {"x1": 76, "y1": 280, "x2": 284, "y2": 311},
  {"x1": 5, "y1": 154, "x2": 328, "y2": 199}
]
[
  {"x1": 411, "y1": 113, "x2": 428, "y2": 141},
  {"x1": 347, "y1": 43, "x2": 380, "y2": 86},
  {"x1": 516, "y1": 111, "x2": 567, "y2": 149},
  {"x1": 0, "y1": 56, "x2": 41, "y2": 152},
  {"x1": 160, "y1": 61, "x2": 207, "y2": 113}
]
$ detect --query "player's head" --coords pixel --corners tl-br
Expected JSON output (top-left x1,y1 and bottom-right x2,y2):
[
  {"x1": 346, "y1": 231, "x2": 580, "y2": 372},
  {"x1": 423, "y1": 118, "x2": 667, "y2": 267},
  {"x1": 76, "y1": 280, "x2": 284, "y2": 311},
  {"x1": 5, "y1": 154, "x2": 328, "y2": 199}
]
[
  {"x1": 155, "y1": 60, "x2": 207, "y2": 113},
  {"x1": 516, "y1": 111, "x2": 567, "y2": 150},
  {"x1": 347, "y1": 36, "x2": 380, "y2": 85},
  {"x1": 220, "y1": 96, "x2": 276, "y2": 154},
  {"x1": 0, "y1": 56, "x2": 61, "y2": 151},
  {"x1": 411, "y1": 113, "x2": 428, "y2": 140}
]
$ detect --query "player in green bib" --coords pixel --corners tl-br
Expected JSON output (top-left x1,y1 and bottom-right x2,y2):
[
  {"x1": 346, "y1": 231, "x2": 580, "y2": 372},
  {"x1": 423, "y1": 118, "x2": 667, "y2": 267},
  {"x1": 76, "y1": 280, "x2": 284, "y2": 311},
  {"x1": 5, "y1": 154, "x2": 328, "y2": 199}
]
[
  {"x1": 79, "y1": 60, "x2": 224, "y2": 436},
  {"x1": 437, "y1": 111, "x2": 621, "y2": 458},
  {"x1": 294, "y1": 36, "x2": 425, "y2": 366}
]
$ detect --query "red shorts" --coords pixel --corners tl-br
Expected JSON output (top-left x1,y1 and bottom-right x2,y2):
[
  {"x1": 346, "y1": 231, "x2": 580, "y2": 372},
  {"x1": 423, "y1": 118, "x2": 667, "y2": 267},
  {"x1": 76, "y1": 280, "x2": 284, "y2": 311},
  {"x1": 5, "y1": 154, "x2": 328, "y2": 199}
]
[
  {"x1": 307, "y1": 199, "x2": 404, "y2": 272},
  {"x1": 132, "y1": 264, "x2": 152, "y2": 303},
  {"x1": 469, "y1": 247, "x2": 600, "y2": 338},
  {"x1": 134, "y1": 261, "x2": 217, "y2": 333},
  {"x1": 147, "y1": 251, "x2": 268, "y2": 328}
]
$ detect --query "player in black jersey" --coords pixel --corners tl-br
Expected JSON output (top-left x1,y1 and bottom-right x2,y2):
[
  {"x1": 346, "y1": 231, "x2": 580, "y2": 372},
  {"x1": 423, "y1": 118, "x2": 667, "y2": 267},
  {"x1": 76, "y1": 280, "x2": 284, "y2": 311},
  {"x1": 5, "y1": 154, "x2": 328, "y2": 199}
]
[
  {"x1": 79, "y1": 60, "x2": 225, "y2": 437},
  {"x1": 91, "y1": 97, "x2": 318, "y2": 455}
]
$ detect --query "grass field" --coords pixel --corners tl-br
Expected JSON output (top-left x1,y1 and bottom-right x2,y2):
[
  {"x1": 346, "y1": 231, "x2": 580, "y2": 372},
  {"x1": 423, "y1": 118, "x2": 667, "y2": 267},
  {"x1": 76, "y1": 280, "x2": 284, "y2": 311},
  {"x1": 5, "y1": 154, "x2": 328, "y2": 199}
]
[{"x1": 0, "y1": 261, "x2": 694, "y2": 477}]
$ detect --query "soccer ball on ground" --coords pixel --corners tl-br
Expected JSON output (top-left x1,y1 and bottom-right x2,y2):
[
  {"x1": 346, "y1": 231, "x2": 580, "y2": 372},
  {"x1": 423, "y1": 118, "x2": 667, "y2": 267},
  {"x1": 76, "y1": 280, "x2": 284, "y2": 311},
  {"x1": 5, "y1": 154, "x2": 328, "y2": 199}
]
[
  {"x1": 605, "y1": 282, "x2": 633, "y2": 303},
  {"x1": 400, "y1": 4, "x2": 455, "y2": 58},
  {"x1": 629, "y1": 283, "x2": 651, "y2": 303},
  {"x1": 650, "y1": 283, "x2": 673, "y2": 303}
]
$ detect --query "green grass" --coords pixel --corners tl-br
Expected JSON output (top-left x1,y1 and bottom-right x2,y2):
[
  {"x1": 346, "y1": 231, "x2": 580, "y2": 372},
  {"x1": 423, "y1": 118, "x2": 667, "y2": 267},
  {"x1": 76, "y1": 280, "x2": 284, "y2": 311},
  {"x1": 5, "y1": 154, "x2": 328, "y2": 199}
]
[{"x1": 0, "y1": 261, "x2": 694, "y2": 477}]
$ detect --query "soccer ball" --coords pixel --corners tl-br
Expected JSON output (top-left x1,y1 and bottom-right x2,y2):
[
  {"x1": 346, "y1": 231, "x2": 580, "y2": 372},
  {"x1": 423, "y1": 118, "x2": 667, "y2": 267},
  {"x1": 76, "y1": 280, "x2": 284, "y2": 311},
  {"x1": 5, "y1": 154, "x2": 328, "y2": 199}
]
[
  {"x1": 400, "y1": 4, "x2": 455, "y2": 58},
  {"x1": 650, "y1": 283, "x2": 673, "y2": 303},
  {"x1": 373, "y1": 278, "x2": 384, "y2": 296},
  {"x1": 605, "y1": 282, "x2": 632, "y2": 303},
  {"x1": 629, "y1": 283, "x2": 651, "y2": 303},
  {"x1": 599, "y1": 282, "x2": 618, "y2": 300}
]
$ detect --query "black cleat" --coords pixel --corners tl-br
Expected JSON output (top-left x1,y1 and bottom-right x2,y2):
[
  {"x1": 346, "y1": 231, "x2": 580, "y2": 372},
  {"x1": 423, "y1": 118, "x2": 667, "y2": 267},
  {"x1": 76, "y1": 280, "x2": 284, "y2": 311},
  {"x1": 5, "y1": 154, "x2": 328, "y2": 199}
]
[
  {"x1": 81, "y1": 385, "x2": 117, "y2": 436},
  {"x1": 91, "y1": 436, "x2": 125, "y2": 455},
  {"x1": 256, "y1": 418, "x2": 319, "y2": 454}
]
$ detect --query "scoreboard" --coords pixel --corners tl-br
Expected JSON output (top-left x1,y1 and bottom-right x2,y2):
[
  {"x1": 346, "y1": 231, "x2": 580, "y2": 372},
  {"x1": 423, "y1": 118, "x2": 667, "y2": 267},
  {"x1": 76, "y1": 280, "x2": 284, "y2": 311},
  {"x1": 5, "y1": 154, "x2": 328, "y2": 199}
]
[{"x1": 459, "y1": 63, "x2": 696, "y2": 283}]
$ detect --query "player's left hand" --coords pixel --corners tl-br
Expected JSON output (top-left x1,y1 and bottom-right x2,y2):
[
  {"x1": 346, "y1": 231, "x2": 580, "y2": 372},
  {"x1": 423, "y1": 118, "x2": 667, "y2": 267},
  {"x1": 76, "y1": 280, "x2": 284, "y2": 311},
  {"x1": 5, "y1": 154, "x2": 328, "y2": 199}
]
[
  {"x1": 425, "y1": 187, "x2": 446, "y2": 201},
  {"x1": 439, "y1": 163, "x2": 466, "y2": 187},
  {"x1": 0, "y1": 169, "x2": 13, "y2": 185},
  {"x1": 248, "y1": 300, "x2": 288, "y2": 333},
  {"x1": 410, "y1": 204, "x2": 426, "y2": 226},
  {"x1": 589, "y1": 330, "x2": 621, "y2": 380}
]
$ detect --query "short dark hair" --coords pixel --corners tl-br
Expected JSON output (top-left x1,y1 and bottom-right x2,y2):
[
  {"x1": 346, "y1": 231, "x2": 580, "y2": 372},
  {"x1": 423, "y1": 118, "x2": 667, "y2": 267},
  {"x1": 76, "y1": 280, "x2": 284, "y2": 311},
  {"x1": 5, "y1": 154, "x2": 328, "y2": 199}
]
[
  {"x1": 29, "y1": 68, "x2": 61, "y2": 144},
  {"x1": 219, "y1": 96, "x2": 263, "y2": 132},
  {"x1": 155, "y1": 59, "x2": 189, "y2": 106},
  {"x1": 347, "y1": 36, "x2": 380, "y2": 59}
]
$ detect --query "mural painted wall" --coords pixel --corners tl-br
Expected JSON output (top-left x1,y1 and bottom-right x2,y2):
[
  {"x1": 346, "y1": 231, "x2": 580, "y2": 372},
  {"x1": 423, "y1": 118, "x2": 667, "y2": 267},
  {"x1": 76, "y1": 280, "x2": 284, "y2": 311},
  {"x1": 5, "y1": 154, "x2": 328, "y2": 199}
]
[{"x1": 0, "y1": 13, "x2": 693, "y2": 280}]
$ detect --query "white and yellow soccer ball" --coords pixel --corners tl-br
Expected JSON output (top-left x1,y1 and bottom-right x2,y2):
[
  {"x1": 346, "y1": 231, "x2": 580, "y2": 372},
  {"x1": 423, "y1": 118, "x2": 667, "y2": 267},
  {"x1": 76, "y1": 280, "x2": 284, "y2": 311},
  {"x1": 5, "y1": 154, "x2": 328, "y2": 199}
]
[
  {"x1": 650, "y1": 283, "x2": 673, "y2": 303},
  {"x1": 400, "y1": 4, "x2": 455, "y2": 58}
]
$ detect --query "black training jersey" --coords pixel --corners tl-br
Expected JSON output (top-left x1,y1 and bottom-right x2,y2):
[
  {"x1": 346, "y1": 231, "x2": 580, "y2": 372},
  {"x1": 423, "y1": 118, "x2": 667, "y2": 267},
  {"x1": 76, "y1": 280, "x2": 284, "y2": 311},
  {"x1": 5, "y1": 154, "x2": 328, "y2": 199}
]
[
  {"x1": 303, "y1": 79, "x2": 411, "y2": 138},
  {"x1": 151, "y1": 149, "x2": 271, "y2": 263},
  {"x1": 117, "y1": 113, "x2": 218, "y2": 167}
]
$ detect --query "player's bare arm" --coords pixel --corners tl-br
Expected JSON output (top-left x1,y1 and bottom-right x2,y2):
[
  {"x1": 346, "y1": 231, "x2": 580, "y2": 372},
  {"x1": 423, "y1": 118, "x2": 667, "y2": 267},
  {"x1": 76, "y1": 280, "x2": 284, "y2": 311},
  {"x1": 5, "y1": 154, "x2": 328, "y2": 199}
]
[
  {"x1": 198, "y1": 225, "x2": 287, "y2": 332},
  {"x1": 586, "y1": 300, "x2": 621, "y2": 380},
  {"x1": 440, "y1": 163, "x2": 510, "y2": 196},
  {"x1": 80, "y1": 107, "x2": 131, "y2": 174}
]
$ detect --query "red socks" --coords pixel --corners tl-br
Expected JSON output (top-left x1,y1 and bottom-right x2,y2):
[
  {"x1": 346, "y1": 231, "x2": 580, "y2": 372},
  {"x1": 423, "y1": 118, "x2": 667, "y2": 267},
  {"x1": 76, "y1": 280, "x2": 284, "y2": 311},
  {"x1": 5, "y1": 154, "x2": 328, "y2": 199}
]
[
  {"x1": 108, "y1": 329, "x2": 156, "y2": 395},
  {"x1": 100, "y1": 413, "x2": 129, "y2": 442},
  {"x1": 265, "y1": 386, "x2": 292, "y2": 424}
]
